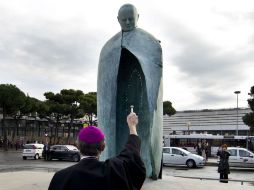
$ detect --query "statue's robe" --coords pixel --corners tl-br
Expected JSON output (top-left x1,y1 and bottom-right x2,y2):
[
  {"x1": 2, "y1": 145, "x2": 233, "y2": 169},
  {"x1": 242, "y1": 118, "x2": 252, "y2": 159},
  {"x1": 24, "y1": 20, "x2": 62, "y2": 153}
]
[{"x1": 97, "y1": 28, "x2": 163, "y2": 179}]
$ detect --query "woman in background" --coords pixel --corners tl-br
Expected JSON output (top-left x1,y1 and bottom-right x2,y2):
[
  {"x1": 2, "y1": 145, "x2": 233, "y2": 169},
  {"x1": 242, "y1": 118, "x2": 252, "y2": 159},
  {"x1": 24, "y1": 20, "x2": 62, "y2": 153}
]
[{"x1": 217, "y1": 144, "x2": 231, "y2": 183}]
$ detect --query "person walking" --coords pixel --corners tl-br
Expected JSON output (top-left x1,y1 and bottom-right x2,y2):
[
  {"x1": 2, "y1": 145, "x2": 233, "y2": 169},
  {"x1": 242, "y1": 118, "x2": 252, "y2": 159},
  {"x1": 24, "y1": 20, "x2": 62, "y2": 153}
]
[
  {"x1": 217, "y1": 144, "x2": 231, "y2": 183},
  {"x1": 205, "y1": 141, "x2": 209, "y2": 161},
  {"x1": 201, "y1": 140, "x2": 206, "y2": 159},
  {"x1": 43, "y1": 142, "x2": 50, "y2": 161},
  {"x1": 48, "y1": 112, "x2": 146, "y2": 190},
  {"x1": 195, "y1": 141, "x2": 202, "y2": 156}
]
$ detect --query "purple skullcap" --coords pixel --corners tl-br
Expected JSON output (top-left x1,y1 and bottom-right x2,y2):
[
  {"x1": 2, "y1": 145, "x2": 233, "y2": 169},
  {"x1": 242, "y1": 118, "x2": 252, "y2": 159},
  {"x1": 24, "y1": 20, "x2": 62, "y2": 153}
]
[{"x1": 78, "y1": 126, "x2": 105, "y2": 144}]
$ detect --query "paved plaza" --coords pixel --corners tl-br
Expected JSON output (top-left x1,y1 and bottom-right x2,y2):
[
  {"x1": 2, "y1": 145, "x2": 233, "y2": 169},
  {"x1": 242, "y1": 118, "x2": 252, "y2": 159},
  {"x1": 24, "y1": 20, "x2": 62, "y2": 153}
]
[
  {"x1": 0, "y1": 170, "x2": 253, "y2": 190},
  {"x1": 0, "y1": 150, "x2": 253, "y2": 189}
]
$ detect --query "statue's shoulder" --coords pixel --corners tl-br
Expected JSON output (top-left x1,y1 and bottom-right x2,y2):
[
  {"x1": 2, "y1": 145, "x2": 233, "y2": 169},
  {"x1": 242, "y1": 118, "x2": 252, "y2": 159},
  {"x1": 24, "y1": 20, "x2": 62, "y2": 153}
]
[
  {"x1": 101, "y1": 32, "x2": 122, "y2": 52},
  {"x1": 99, "y1": 31, "x2": 122, "y2": 61},
  {"x1": 135, "y1": 28, "x2": 161, "y2": 46}
]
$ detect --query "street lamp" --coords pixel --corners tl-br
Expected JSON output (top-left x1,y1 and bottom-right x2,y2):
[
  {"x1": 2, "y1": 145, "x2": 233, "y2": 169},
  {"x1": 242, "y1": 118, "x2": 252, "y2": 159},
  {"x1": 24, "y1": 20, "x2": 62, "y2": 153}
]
[
  {"x1": 187, "y1": 122, "x2": 191, "y2": 135},
  {"x1": 234, "y1": 91, "x2": 241, "y2": 136}
]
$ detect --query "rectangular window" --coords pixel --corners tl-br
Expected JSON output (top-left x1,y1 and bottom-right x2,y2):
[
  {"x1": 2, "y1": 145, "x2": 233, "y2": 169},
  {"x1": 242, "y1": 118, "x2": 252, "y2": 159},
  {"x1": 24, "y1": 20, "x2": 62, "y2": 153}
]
[
  {"x1": 239, "y1": 150, "x2": 250, "y2": 157},
  {"x1": 163, "y1": 148, "x2": 170, "y2": 153},
  {"x1": 228, "y1": 149, "x2": 237, "y2": 156}
]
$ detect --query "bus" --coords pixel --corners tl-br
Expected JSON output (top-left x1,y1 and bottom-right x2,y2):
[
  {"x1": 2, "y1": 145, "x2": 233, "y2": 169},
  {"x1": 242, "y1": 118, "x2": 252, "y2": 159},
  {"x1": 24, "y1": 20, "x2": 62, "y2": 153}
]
[{"x1": 163, "y1": 134, "x2": 254, "y2": 157}]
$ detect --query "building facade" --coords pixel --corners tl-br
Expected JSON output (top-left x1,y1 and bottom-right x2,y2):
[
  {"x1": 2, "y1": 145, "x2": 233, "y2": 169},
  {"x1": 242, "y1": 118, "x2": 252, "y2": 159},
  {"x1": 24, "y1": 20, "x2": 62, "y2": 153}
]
[{"x1": 163, "y1": 108, "x2": 251, "y2": 136}]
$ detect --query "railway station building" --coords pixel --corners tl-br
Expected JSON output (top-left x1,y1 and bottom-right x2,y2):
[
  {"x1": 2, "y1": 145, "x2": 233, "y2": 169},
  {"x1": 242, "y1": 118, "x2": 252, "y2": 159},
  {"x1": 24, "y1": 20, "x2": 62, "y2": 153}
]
[{"x1": 163, "y1": 108, "x2": 252, "y2": 136}]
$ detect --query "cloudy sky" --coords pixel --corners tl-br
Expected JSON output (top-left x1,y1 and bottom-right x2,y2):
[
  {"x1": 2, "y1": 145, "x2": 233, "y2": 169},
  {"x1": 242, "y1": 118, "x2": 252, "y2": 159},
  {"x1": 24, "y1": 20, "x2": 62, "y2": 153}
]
[{"x1": 0, "y1": 0, "x2": 254, "y2": 111}]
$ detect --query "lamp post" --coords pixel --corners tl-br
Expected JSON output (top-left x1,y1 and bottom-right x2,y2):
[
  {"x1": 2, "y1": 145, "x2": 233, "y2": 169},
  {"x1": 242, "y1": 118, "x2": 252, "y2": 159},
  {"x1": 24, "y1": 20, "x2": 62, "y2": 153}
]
[
  {"x1": 187, "y1": 122, "x2": 191, "y2": 135},
  {"x1": 234, "y1": 91, "x2": 240, "y2": 136}
]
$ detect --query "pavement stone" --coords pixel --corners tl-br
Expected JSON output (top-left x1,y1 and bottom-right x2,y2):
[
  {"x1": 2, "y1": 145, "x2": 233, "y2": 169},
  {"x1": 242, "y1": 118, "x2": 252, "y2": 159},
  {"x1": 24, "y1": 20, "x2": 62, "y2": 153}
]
[
  {"x1": 142, "y1": 175, "x2": 253, "y2": 190},
  {"x1": 0, "y1": 171, "x2": 253, "y2": 190},
  {"x1": 1, "y1": 153, "x2": 252, "y2": 190}
]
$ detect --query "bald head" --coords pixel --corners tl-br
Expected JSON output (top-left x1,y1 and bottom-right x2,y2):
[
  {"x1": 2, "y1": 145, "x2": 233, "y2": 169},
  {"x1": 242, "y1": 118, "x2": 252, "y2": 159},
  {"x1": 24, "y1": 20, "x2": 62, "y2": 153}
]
[{"x1": 118, "y1": 4, "x2": 139, "y2": 32}]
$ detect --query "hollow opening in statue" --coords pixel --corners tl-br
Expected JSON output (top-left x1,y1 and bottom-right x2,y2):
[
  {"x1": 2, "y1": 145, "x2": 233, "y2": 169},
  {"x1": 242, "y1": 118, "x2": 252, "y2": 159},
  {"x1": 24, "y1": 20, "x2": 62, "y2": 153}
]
[{"x1": 116, "y1": 48, "x2": 150, "y2": 158}]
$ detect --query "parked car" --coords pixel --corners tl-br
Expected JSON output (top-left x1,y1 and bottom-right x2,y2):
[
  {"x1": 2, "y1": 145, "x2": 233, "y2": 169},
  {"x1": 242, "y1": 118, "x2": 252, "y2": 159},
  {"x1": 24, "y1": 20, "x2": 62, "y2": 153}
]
[
  {"x1": 47, "y1": 145, "x2": 81, "y2": 162},
  {"x1": 227, "y1": 147, "x2": 254, "y2": 168},
  {"x1": 22, "y1": 143, "x2": 44, "y2": 160},
  {"x1": 163, "y1": 147, "x2": 206, "y2": 168}
]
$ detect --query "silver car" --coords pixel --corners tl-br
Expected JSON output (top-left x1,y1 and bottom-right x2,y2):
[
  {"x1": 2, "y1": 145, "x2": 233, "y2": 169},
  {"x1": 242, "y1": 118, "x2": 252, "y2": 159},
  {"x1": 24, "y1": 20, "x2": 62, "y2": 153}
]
[
  {"x1": 227, "y1": 147, "x2": 254, "y2": 168},
  {"x1": 22, "y1": 143, "x2": 44, "y2": 160},
  {"x1": 163, "y1": 147, "x2": 206, "y2": 168}
]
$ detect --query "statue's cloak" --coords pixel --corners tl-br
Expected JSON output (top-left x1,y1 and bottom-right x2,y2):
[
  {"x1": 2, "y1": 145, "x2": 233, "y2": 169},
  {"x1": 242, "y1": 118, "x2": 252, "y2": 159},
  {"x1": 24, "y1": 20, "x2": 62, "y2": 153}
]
[{"x1": 97, "y1": 28, "x2": 163, "y2": 178}]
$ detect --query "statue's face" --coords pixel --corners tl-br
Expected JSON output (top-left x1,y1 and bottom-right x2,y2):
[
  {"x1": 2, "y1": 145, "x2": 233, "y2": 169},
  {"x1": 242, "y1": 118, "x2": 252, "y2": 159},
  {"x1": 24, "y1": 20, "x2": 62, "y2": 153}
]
[{"x1": 118, "y1": 6, "x2": 138, "y2": 32}]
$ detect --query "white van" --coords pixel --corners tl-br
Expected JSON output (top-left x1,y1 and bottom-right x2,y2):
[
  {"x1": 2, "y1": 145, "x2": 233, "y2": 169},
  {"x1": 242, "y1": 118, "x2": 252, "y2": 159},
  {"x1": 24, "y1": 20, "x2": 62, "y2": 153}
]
[
  {"x1": 22, "y1": 143, "x2": 44, "y2": 160},
  {"x1": 227, "y1": 147, "x2": 254, "y2": 168}
]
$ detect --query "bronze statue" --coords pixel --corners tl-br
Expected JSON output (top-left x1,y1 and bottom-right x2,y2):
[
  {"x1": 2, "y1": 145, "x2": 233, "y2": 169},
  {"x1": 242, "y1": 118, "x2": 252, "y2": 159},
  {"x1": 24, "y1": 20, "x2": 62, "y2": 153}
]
[{"x1": 97, "y1": 4, "x2": 163, "y2": 179}]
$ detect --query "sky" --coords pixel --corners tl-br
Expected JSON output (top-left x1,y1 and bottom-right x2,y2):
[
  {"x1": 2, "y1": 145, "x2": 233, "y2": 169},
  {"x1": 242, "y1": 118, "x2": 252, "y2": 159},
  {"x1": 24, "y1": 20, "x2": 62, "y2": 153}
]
[{"x1": 0, "y1": 0, "x2": 254, "y2": 111}]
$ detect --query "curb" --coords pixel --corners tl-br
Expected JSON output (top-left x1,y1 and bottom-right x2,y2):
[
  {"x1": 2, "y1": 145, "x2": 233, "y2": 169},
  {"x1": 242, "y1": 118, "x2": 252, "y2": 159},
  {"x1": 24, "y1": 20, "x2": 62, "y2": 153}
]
[{"x1": 205, "y1": 162, "x2": 217, "y2": 166}]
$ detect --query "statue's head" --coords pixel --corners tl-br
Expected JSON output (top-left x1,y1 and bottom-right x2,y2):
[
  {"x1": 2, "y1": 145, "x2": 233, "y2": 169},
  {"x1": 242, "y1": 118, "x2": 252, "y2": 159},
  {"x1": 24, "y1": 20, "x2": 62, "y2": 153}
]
[{"x1": 118, "y1": 4, "x2": 139, "y2": 32}]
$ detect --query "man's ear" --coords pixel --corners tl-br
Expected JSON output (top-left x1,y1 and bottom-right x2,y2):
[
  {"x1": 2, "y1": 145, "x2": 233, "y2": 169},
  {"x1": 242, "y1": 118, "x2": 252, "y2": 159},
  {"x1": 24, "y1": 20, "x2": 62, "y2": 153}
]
[
  {"x1": 99, "y1": 142, "x2": 105, "y2": 152},
  {"x1": 77, "y1": 141, "x2": 80, "y2": 150}
]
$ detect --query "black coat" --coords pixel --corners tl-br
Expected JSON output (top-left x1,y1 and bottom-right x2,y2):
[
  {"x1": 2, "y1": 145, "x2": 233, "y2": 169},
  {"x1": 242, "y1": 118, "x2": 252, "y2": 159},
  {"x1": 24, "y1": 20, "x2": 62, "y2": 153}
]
[
  {"x1": 217, "y1": 150, "x2": 231, "y2": 174},
  {"x1": 48, "y1": 135, "x2": 146, "y2": 190}
]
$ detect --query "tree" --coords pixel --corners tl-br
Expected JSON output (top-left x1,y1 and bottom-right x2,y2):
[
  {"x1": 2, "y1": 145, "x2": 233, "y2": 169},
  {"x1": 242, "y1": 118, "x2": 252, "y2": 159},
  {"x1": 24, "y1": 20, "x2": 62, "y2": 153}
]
[
  {"x1": 44, "y1": 91, "x2": 66, "y2": 143},
  {"x1": 163, "y1": 101, "x2": 176, "y2": 116},
  {"x1": 60, "y1": 89, "x2": 85, "y2": 142},
  {"x1": 44, "y1": 89, "x2": 85, "y2": 143},
  {"x1": 12, "y1": 96, "x2": 40, "y2": 140},
  {"x1": 36, "y1": 100, "x2": 50, "y2": 138},
  {"x1": 21, "y1": 96, "x2": 42, "y2": 139},
  {"x1": 0, "y1": 84, "x2": 26, "y2": 150},
  {"x1": 37, "y1": 100, "x2": 50, "y2": 119},
  {"x1": 80, "y1": 92, "x2": 97, "y2": 125},
  {"x1": 243, "y1": 86, "x2": 254, "y2": 134},
  {"x1": 20, "y1": 96, "x2": 40, "y2": 116}
]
